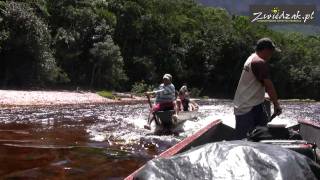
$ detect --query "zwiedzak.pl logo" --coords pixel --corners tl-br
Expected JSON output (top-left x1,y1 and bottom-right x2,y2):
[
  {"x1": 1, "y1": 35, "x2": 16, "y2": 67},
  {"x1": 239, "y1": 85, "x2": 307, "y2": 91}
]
[{"x1": 250, "y1": 5, "x2": 316, "y2": 24}]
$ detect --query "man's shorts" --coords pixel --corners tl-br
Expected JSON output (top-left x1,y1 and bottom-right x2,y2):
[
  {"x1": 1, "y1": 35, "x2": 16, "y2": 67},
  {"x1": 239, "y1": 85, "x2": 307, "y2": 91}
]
[{"x1": 234, "y1": 103, "x2": 269, "y2": 140}]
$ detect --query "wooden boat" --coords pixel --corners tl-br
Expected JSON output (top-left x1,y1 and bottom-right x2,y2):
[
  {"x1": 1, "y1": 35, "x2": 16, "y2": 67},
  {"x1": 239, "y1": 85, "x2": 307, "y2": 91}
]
[
  {"x1": 145, "y1": 95, "x2": 199, "y2": 133},
  {"x1": 152, "y1": 110, "x2": 198, "y2": 133},
  {"x1": 125, "y1": 118, "x2": 320, "y2": 179},
  {"x1": 155, "y1": 110, "x2": 198, "y2": 126}
]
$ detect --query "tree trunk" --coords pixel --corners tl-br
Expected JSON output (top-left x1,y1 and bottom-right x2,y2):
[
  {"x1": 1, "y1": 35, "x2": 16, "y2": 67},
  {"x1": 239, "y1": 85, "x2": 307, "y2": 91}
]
[{"x1": 90, "y1": 64, "x2": 97, "y2": 88}]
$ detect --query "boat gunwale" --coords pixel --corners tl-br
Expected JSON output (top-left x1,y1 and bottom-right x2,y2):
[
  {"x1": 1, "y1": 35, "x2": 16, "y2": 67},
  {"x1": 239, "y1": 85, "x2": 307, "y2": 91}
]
[
  {"x1": 158, "y1": 119, "x2": 221, "y2": 158},
  {"x1": 298, "y1": 119, "x2": 320, "y2": 128}
]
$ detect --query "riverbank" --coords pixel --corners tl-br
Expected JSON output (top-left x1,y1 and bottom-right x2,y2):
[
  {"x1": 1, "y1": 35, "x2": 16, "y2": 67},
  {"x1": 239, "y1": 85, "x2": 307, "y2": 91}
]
[{"x1": 0, "y1": 90, "x2": 146, "y2": 108}]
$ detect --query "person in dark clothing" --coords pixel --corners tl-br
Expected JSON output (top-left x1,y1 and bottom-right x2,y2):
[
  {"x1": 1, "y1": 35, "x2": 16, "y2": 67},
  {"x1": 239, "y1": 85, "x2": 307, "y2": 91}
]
[{"x1": 176, "y1": 85, "x2": 199, "y2": 112}]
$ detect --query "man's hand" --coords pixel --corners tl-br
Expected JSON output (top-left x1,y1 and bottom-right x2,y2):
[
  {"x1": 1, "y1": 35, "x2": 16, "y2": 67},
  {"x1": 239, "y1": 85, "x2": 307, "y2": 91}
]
[
  {"x1": 264, "y1": 79, "x2": 282, "y2": 116},
  {"x1": 145, "y1": 91, "x2": 152, "y2": 96}
]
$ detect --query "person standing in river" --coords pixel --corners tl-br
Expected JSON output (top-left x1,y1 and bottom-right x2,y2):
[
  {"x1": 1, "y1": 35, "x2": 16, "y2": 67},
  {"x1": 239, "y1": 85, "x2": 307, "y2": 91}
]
[{"x1": 233, "y1": 37, "x2": 282, "y2": 139}]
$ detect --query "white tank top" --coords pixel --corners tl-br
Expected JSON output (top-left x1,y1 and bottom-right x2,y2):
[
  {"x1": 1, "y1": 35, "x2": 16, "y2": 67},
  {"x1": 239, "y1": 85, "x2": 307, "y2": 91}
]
[{"x1": 233, "y1": 53, "x2": 265, "y2": 115}]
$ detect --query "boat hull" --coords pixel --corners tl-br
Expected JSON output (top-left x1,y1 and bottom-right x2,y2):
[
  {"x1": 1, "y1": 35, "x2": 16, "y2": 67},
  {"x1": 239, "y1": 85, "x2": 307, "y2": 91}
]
[
  {"x1": 154, "y1": 110, "x2": 198, "y2": 130},
  {"x1": 125, "y1": 119, "x2": 320, "y2": 179},
  {"x1": 298, "y1": 120, "x2": 320, "y2": 147}
]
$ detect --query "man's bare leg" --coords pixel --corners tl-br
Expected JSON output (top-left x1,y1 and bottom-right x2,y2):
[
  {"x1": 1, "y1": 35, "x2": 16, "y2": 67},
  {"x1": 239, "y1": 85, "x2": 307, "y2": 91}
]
[{"x1": 144, "y1": 111, "x2": 155, "y2": 130}]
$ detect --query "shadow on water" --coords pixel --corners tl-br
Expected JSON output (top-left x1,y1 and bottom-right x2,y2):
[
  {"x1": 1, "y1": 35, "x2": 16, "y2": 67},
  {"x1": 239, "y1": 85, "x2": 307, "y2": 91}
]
[{"x1": 0, "y1": 100, "x2": 319, "y2": 179}]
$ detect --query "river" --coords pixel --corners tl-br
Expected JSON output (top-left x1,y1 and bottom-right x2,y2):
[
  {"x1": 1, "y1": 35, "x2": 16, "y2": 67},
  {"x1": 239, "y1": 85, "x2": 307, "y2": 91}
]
[{"x1": 0, "y1": 100, "x2": 319, "y2": 179}]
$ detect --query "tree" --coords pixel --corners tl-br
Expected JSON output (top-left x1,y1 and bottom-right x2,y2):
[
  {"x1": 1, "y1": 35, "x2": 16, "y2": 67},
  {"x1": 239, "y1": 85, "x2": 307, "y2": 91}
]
[
  {"x1": 0, "y1": 1, "x2": 59, "y2": 87},
  {"x1": 48, "y1": 0, "x2": 126, "y2": 88},
  {"x1": 89, "y1": 35, "x2": 127, "y2": 89}
]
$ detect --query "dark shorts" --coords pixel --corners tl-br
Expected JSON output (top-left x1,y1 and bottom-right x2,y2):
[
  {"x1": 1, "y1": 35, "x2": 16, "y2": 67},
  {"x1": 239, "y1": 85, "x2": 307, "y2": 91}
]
[
  {"x1": 234, "y1": 103, "x2": 269, "y2": 140},
  {"x1": 182, "y1": 99, "x2": 190, "y2": 111},
  {"x1": 152, "y1": 102, "x2": 174, "y2": 112}
]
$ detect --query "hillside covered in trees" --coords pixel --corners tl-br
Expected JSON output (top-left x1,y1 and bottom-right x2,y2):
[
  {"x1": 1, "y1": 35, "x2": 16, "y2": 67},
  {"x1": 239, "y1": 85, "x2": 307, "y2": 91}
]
[
  {"x1": 0, "y1": 0, "x2": 319, "y2": 99},
  {"x1": 198, "y1": 0, "x2": 320, "y2": 35}
]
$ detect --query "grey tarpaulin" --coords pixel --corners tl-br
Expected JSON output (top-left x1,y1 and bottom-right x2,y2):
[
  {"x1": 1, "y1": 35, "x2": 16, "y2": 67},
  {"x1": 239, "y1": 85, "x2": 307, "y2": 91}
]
[{"x1": 134, "y1": 141, "x2": 320, "y2": 180}]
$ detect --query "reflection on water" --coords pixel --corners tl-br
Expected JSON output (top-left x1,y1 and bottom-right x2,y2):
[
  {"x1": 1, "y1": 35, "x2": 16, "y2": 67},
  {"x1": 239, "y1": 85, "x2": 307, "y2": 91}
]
[{"x1": 0, "y1": 100, "x2": 319, "y2": 179}]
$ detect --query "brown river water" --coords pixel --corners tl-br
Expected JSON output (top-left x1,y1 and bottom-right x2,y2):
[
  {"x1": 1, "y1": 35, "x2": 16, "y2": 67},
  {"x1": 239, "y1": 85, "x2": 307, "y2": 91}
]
[{"x1": 0, "y1": 100, "x2": 319, "y2": 179}]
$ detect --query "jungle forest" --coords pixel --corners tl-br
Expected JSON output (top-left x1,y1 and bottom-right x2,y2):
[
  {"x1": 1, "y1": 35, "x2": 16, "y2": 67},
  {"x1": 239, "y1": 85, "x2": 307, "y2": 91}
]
[{"x1": 0, "y1": 0, "x2": 319, "y2": 99}]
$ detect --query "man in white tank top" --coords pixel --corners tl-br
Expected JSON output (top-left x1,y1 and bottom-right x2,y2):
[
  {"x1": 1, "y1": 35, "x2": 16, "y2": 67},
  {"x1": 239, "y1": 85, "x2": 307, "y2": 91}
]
[{"x1": 233, "y1": 38, "x2": 282, "y2": 139}]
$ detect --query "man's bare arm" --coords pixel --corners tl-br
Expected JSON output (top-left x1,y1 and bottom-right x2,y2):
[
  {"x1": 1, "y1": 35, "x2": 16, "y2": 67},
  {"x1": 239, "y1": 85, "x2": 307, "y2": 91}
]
[{"x1": 263, "y1": 79, "x2": 282, "y2": 115}]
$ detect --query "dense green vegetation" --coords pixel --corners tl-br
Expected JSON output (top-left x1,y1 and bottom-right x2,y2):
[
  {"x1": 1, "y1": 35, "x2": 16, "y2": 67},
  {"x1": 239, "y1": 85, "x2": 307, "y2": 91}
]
[
  {"x1": 97, "y1": 90, "x2": 116, "y2": 99},
  {"x1": 0, "y1": 0, "x2": 319, "y2": 99}
]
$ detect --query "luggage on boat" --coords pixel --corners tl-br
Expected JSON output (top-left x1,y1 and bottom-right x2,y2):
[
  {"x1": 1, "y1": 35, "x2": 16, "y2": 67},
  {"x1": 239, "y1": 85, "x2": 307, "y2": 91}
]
[
  {"x1": 247, "y1": 126, "x2": 318, "y2": 162},
  {"x1": 247, "y1": 126, "x2": 302, "y2": 141},
  {"x1": 134, "y1": 141, "x2": 320, "y2": 180},
  {"x1": 260, "y1": 140, "x2": 318, "y2": 162}
]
